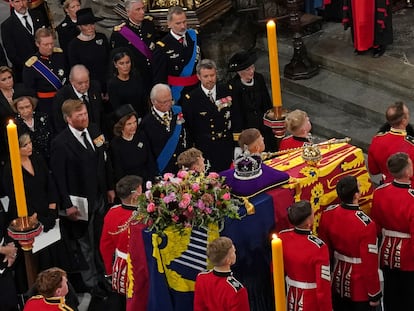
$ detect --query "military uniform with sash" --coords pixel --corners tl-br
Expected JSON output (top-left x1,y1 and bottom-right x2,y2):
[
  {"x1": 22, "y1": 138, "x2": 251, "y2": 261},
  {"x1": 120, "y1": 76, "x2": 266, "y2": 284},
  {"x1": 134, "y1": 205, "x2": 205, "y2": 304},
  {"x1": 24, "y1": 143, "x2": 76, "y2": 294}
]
[
  {"x1": 110, "y1": 16, "x2": 155, "y2": 96},
  {"x1": 23, "y1": 48, "x2": 67, "y2": 118}
]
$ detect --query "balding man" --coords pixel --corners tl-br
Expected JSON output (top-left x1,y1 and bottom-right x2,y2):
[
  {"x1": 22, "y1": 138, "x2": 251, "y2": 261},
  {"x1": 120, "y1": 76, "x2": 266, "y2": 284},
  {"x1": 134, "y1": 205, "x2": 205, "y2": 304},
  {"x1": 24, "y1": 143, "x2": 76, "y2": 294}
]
[
  {"x1": 140, "y1": 83, "x2": 188, "y2": 178},
  {"x1": 368, "y1": 101, "x2": 414, "y2": 184},
  {"x1": 53, "y1": 64, "x2": 103, "y2": 133}
]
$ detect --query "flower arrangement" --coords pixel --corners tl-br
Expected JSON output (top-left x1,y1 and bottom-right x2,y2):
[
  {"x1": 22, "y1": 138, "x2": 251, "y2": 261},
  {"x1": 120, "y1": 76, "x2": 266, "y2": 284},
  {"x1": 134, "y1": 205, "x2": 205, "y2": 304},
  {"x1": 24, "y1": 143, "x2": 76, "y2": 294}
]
[
  {"x1": 176, "y1": 112, "x2": 185, "y2": 125},
  {"x1": 136, "y1": 171, "x2": 240, "y2": 234},
  {"x1": 215, "y1": 96, "x2": 232, "y2": 112}
]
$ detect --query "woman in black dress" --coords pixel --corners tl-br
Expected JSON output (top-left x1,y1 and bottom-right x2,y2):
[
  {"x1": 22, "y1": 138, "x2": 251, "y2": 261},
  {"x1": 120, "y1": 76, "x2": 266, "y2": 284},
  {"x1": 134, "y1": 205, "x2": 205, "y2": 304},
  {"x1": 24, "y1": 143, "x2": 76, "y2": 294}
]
[
  {"x1": 107, "y1": 48, "x2": 147, "y2": 120},
  {"x1": 67, "y1": 8, "x2": 109, "y2": 93},
  {"x1": 56, "y1": 0, "x2": 81, "y2": 54},
  {"x1": 12, "y1": 96, "x2": 52, "y2": 163},
  {"x1": 110, "y1": 104, "x2": 154, "y2": 183}
]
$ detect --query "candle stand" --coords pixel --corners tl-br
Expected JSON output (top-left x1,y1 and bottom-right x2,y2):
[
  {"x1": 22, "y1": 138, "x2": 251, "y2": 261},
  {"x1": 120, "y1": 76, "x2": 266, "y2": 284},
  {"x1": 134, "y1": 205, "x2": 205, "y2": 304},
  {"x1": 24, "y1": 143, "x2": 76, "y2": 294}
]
[
  {"x1": 284, "y1": 0, "x2": 319, "y2": 79},
  {"x1": 8, "y1": 214, "x2": 42, "y2": 287}
]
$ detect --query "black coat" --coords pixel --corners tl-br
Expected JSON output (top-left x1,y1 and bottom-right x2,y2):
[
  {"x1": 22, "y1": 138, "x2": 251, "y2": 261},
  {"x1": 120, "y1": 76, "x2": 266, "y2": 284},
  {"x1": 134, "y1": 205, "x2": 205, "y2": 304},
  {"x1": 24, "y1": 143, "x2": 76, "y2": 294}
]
[
  {"x1": 0, "y1": 42, "x2": 7, "y2": 66},
  {"x1": 56, "y1": 15, "x2": 80, "y2": 54},
  {"x1": 50, "y1": 123, "x2": 113, "y2": 232},
  {"x1": 182, "y1": 83, "x2": 235, "y2": 172},
  {"x1": 110, "y1": 18, "x2": 155, "y2": 96},
  {"x1": 53, "y1": 81, "x2": 104, "y2": 133},
  {"x1": 1, "y1": 10, "x2": 48, "y2": 81}
]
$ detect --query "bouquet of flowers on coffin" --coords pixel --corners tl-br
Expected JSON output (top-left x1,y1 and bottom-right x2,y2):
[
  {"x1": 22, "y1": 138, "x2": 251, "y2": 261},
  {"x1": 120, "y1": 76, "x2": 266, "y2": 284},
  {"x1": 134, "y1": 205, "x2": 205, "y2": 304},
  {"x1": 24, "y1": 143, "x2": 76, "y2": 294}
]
[{"x1": 136, "y1": 171, "x2": 241, "y2": 234}]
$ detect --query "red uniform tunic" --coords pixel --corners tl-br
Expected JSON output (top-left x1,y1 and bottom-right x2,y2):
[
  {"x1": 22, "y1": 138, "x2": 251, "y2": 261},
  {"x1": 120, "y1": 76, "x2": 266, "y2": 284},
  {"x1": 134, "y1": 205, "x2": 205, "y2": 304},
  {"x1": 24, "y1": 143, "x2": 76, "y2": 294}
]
[
  {"x1": 279, "y1": 136, "x2": 310, "y2": 151},
  {"x1": 368, "y1": 129, "x2": 414, "y2": 183},
  {"x1": 318, "y1": 203, "x2": 381, "y2": 302},
  {"x1": 100, "y1": 203, "x2": 134, "y2": 294},
  {"x1": 194, "y1": 270, "x2": 250, "y2": 311},
  {"x1": 279, "y1": 228, "x2": 332, "y2": 311},
  {"x1": 371, "y1": 181, "x2": 414, "y2": 270},
  {"x1": 23, "y1": 296, "x2": 73, "y2": 311}
]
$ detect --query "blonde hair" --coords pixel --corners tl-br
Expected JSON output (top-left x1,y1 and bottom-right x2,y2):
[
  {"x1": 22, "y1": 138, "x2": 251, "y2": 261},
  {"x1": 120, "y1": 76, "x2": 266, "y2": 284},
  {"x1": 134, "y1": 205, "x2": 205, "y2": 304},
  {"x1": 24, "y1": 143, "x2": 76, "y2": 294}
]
[
  {"x1": 177, "y1": 148, "x2": 203, "y2": 170},
  {"x1": 207, "y1": 237, "x2": 233, "y2": 266},
  {"x1": 285, "y1": 109, "x2": 308, "y2": 134},
  {"x1": 238, "y1": 128, "x2": 261, "y2": 150}
]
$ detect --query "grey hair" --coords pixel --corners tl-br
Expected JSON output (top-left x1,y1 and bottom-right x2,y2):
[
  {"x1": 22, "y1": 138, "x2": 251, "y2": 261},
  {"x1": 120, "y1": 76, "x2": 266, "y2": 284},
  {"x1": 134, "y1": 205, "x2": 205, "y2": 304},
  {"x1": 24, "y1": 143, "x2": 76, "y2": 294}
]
[
  {"x1": 167, "y1": 6, "x2": 185, "y2": 22},
  {"x1": 196, "y1": 59, "x2": 217, "y2": 74},
  {"x1": 69, "y1": 64, "x2": 89, "y2": 82},
  {"x1": 150, "y1": 83, "x2": 171, "y2": 102},
  {"x1": 125, "y1": 0, "x2": 144, "y2": 12}
]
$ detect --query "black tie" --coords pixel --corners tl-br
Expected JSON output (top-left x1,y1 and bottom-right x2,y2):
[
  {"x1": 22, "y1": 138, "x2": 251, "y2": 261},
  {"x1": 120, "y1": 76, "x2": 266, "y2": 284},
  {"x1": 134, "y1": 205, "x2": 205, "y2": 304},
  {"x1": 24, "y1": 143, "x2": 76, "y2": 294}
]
[
  {"x1": 81, "y1": 94, "x2": 92, "y2": 120},
  {"x1": 23, "y1": 15, "x2": 32, "y2": 34},
  {"x1": 81, "y1": 131, "x2": 94, "y2": 152},
  {"x1": 207, "y1": 91, "x2": 215, "y2": 103}
]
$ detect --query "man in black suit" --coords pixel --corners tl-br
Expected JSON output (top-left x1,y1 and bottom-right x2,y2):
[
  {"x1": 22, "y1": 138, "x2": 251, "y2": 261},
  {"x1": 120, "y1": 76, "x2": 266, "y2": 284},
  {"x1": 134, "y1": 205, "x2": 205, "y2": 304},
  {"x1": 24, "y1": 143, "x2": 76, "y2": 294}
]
[
  {"x1": 152, "y1": 6, "x2": 201, "y2": 104},
  {"x1": 140, "y1": 83, "x2": 189, "y2": 178},
  {"x1": 182, "y1": 59, "x2": 240, "y2": 172},
  {"x1": 1, "y1": 0, "x2": 48, "y2": 82},
  {"x1": 50, "y1": 99, "x2": 114, "y2": 295},
  {"x1": 53, "y1": 64, "x2": 103, "y2": 133},
  {"x1": 0, "y1": 43, "x2": 7, "y2": 66}
]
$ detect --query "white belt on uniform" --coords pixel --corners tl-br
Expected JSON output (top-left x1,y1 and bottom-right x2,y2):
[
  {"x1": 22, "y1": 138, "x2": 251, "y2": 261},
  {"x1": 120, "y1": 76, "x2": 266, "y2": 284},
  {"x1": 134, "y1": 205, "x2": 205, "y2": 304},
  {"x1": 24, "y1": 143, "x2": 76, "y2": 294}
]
[
  {"x1": 115, "y1": 248, "x2": 127, "y2": 260},
  {"x1": 285, "y1": 276, "x2": 317, "y2": 289},
  {"x1": 334, "y1": 251, "x2": 362, "y2": 264},
  {"x1": 382, "y1": 229, "x2": 411, "y2": 239}
]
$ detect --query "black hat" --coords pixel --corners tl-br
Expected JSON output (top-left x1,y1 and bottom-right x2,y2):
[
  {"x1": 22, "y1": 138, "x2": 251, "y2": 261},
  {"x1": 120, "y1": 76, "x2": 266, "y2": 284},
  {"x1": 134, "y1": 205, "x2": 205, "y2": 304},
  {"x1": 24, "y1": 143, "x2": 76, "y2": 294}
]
[
  {"x1": 114, "y1": 104, "x2": 136, "y2": 123},
  {"x1": 228, "y1": 50, "x2": 257, "y2": 72},
  {"x1": 76, "y1": 8, "x2": 104, "y2": 25}
]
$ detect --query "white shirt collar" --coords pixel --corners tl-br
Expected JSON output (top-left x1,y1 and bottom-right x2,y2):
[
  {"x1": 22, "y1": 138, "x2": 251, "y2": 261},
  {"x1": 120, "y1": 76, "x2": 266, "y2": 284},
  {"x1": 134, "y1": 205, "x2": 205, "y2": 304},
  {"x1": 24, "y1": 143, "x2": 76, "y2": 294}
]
[
  {"x1": 170, "y1": 30, "x2": 185, "y2": 41},
  {"x1": 72, "y1": 86, "x2": 86, "y2": 99},
  {"x1": 201, "y1": 85, "x2": 216, "y2": 99},
  {"x1": 153, "y1": 106, "x2": 168, "y2": 118},
  {"x1": 68, "y1": 125, "x2": 94, "y2": 149}
]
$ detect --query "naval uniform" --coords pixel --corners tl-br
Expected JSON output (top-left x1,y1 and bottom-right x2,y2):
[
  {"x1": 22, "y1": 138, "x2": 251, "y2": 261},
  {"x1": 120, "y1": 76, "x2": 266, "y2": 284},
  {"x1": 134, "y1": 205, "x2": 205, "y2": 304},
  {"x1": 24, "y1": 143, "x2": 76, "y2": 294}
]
[
  {"x1": 279, "y1": 227, "x2": 332, "y2": 311},
  {"x1": 110, "y1": 17, "x2": 155, "y2": 97},
  {"x1": 194, "y1": 270, "x2": 250, "y2": 311},
  {"x1": 318, "y1": 203, "x2": 382, "y2": 310},
  {"x1": 23, "y1": 49, "x2": 67, "y2": 118},
  {"x1": 371, "y1": 180, "x2": 414, "y2": 310},
  {"x1": 182, "y1": 83, "x2": 237, "y2": 172},
  {"x1": 152, "y1": 30, "x2": 201, "y2": 103},
  {"x1": 368, "y1": 128, "x2": 414, "y2": 184}
]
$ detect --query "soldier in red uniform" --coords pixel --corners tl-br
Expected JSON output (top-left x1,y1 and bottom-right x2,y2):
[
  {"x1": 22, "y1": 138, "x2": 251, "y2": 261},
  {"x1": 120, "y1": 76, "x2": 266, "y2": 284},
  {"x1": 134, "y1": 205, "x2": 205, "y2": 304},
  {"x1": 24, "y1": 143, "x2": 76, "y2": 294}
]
[
  {"x1": 279, "y1": 200, "x2": 332, "y2": 311},
  {"x1": 368, "y1": 101, "x2": 414, "y2": 185},
  {"x1": 100, "y1": 175, "x2": 143, "y2": 309},
  {"x1": 318, "y1": 175, "x2": 382, "y2": 311},
  {"x1": 371, "y1": 152, "x2": 414, "y2": 310},
  {"x1": 194, "y1": 236, "x2": 250, "y2": 311},
  {"x1": 279, "y1": 109, "x2": 312, "y2": 151},
  {"x1": 23, "y1": 267, "x2": 73, "y2": 311}
]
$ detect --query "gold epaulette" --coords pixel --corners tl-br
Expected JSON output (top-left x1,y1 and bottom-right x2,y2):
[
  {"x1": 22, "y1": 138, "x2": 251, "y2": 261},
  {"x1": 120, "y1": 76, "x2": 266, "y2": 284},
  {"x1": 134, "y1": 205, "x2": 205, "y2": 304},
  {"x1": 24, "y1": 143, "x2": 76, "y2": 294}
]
[
  {"x1": 144, "y1": 15, "x2": 153, "y2": 21},
  {"x1": 156, "y1": 41, "x2": 165, "y2": 47},
  {"x1": 25, "y1": 56, "x2": 38, "y2": 67},
  {"x1": 233, "y1": 132, "x2": 240, "y2": 142},
  {"x1": 185, "y1": 94, "x2": 190, "y2": 99},
  {"x1": 406, "y1": 135, "x2": 414, "y2": 145},
  {"x1": 114, "y1": 22, "x2": 126, "y2": 32},
  {"x1": 53, "y1": 47, "x2": 63, "y2": 53}
]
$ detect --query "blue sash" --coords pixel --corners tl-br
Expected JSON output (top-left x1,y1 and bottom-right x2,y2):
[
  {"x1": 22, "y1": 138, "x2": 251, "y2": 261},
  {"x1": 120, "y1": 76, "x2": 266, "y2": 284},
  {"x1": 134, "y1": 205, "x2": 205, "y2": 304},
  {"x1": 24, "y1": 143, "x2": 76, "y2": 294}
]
[
  {"x1": 156, "y1": 105, "x2": 182, "y2": 174},
  {"x1": 28, "y1": 57, "x2": 63, "y2": 90},
  {"x1": 171, "y1": 29, "x2": 197, "y2": 103}
]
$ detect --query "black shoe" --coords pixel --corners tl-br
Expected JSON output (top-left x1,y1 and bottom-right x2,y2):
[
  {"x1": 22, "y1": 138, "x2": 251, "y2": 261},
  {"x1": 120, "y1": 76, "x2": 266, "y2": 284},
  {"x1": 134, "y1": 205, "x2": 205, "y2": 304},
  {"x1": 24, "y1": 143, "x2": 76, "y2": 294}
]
[
  {"x1": 354, "y1": 49, "x2": 366, "y2": 55},
  {"x1": 372, "y1": 46, "x2": 385, "y2": 58}
]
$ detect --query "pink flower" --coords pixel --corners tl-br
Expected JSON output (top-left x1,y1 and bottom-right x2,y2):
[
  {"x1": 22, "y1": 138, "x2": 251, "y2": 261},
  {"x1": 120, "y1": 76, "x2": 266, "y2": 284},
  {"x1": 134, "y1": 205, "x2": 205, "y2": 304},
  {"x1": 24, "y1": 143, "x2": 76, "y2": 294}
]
[
  {"x1": 172, "y1": 214, "x2": 179, "y2": 223},
  {"x1": 163, "y1": 192, "x2": 176, "y2": 203},
  {"x1": 222, "y1": 192, "x2": 231, "y2": 200},
  {"x1": 207, "y1": 172, "x2": 219, "y2": 179},
  {"x1": 191, "y1": 183, "x2": 200, "y2": 192},
  {"x1": 179, "y1": 193, "x2": 192, "y2": 208},
  {"x1": 177, "y1": 170, "x2": 189, "y2": 179},
  {"x1": 146, "y1": 181, "x2": 152, "y2": 190},
  {"x1": 145, "y1": 190, "x2": 152, "y2": 199},
  {"x1": 187, "y1": 206, "x2": 193, "y2": 213},
  {"x1": 163, "y1": 173, "x2": 174, "y2": 181},
  {"x1": 146, "y1": 202, "x2": 156, "y2": 213},
  {"x1": 205, "y1": 207, "x2": 212, "y2": 214}
]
